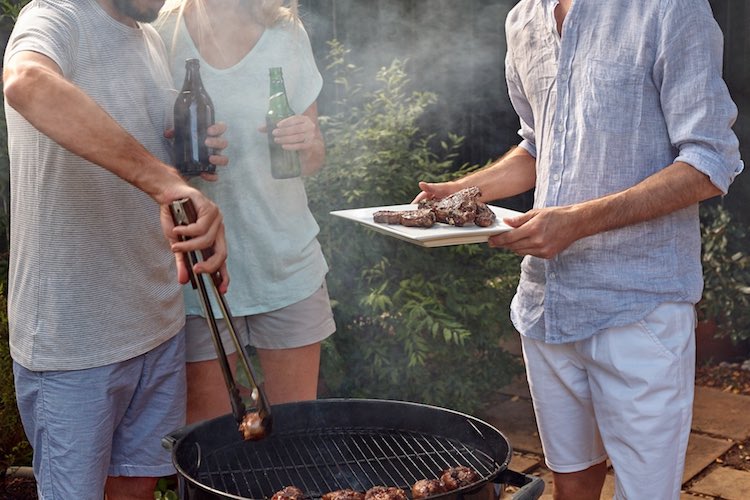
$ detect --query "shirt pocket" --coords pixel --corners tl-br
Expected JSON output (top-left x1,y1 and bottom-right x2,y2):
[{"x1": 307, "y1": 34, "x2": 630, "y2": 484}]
[{"x1": 583, "y1": 59, "x2": 644, "y2": 133}]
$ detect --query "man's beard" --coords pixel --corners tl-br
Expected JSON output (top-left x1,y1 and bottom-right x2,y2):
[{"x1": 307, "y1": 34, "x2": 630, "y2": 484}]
[{"x1": 113, "y1": 0, "x2": 162, "y2": 23}]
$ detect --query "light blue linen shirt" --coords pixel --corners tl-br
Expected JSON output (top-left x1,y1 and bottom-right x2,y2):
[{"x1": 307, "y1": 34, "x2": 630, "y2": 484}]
[{"x1": 505, "y1": 0, "x2": 743, "y2": 343}]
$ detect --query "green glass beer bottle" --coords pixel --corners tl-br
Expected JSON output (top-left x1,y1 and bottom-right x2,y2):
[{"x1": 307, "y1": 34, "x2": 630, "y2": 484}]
[
  {"x1": 173, "y1": 59, "x2": 215, "y2": 176},
  {"x1": 266, "y1": 67, "x2": 301, "y2": 179}
]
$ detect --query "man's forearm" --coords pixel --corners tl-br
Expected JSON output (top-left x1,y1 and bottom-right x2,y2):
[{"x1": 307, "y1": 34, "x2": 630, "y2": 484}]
[
  {"x1": 3, "y1": 52, "x2": 183, "y2": 203},
  {"x1": 454, "y1": 146, "x2": 537, "y2": 202},
  {"x1": 574, "y1": 161, "x2": 721, "y2": 238}
]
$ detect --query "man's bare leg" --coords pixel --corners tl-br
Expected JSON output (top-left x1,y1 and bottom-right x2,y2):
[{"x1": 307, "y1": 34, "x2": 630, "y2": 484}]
[
  {"x1": 552, "y1": 461, "x2": 607, "y2": 500},
  {"x1": 105, "y1": 476, "x2": 158, "y2": 500}
]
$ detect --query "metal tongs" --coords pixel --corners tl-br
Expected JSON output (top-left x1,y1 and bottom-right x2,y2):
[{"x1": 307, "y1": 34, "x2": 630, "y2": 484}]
[{"x1": 169, "y1": 198, "x2": 272, "y2": 440}]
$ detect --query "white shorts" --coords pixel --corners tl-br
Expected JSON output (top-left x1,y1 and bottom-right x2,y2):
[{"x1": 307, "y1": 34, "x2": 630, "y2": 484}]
[
  {"x1": 521, "y1": 302, "x2": 696, "y2": 500},
  {"x1": 185, "y1": 281, "x2": 336, "y2": 362}
]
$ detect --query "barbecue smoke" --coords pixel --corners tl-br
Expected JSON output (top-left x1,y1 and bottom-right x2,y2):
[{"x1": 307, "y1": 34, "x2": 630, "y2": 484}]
[{"x1": 301, "y1": 0, "x2": 520, "y2": 164}]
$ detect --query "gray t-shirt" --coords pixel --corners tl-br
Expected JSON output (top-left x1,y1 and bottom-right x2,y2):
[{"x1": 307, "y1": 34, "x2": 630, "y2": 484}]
[{"x1": 4, "y1": 0, "x2": 184, "y2": 370}]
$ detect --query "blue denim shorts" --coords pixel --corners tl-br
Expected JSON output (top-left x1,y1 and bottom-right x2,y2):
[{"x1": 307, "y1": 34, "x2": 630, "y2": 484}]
[{"x1": 13, "y1": 331, "x2": 186, "y2": 499}]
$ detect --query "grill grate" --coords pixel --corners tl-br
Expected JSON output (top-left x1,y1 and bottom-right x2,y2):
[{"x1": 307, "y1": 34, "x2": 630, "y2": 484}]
[{"x1": 191, "y1": 426, "x2": 500, "y2": 498}]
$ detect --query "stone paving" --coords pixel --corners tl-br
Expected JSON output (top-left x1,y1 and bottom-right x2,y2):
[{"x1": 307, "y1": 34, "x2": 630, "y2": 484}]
[{"x1": 480, "y1": 346, "x2": 750, "y2": 500}]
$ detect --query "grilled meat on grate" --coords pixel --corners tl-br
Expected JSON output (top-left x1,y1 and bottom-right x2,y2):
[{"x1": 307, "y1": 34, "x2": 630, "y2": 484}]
[
  {"x1": 272, "y1": 486, "x2": 305, "y2": 500},
  {"x1": 440, "y1": 466, "x2": 479, "y2": 491},
  {"x1": 364, "y1": 486, "x2": 408, "y2": 500},
  {"x1": 411, "y1": 479, "x2": 446, "y2": 499},
  {"x1": 322, "y1": 489, "x2": 366, "y2": 500}
]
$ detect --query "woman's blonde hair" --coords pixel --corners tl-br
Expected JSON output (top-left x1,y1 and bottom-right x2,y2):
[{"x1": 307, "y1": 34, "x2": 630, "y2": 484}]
[
  {"x1": 157, "y1": 0, "x2": 300, "y2": 62},
  {"x1": 159, "y1": 0, "x2": 298, "y2": 27}
]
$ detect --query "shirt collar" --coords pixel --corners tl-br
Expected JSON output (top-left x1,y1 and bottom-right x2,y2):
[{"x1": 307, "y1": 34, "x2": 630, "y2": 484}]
[{"x1": 542, "y1": 0, "x2": 562, "y2": 37}]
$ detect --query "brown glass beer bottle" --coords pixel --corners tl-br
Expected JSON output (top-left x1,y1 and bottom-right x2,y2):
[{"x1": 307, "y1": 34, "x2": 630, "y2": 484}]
[{"x1": 174, "y1": 58, "x2": 215, "y2": 176}]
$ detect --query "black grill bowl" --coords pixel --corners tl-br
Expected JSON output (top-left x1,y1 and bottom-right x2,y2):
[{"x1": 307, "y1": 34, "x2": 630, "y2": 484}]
[{"x1": 164, "y1": 399, "x2": 543, "y2": 500}]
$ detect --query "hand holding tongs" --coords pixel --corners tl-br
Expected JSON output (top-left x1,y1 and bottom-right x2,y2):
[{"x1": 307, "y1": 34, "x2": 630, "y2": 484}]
[{"x1": 169, "y1": 198, "x2": 272, "y2": 440}]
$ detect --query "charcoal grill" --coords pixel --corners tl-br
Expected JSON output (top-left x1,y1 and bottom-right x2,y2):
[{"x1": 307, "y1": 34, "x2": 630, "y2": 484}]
[{"x1": 164, "y1": 399, "x2": 544, "y2": 500}]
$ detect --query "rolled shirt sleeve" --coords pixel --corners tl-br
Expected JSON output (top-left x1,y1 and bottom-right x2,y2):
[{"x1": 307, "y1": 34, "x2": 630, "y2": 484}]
[{"x1": 656, "y1": 0, "x2": 744, "y2": 193}]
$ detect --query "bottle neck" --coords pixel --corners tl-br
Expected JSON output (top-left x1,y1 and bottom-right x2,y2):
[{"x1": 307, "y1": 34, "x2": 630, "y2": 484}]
[
  {"x1": 183, "y1": 62, "x2": 203, "y2": 91},
  {"x1": 269, "y1": 77, "x2": 290, "y2": 110},
  {"x1": 269, "y1": 76, "x2": 286, "y2": 96}
]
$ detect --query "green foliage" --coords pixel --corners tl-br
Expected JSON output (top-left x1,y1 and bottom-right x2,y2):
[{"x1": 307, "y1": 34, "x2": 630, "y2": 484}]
[
  {"x1": 0, "y1": 0, "x2": 26, "y2": 25},
  {"x1": 0, "y1": 290, "x2": 32, "y2": 469},
  {"x1": 0, "y1": 0, "x2": 31, "y2": 470},
  {"x1": 309, "y1": 41, "x2": 523, "y2": 414},
  {"x1": 699, "y1": 203, "x2": 750, "y2": 343},
  {"x1": 154, "y1": 476, "x2": 179, "y2": 500},
  {"x1": 0, "y1": 93, "x2": 10, "y2": 257}
]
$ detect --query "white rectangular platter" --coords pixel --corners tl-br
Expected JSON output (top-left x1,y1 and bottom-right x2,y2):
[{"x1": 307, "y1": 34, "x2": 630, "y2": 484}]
[{"x1": 330, "y1": 204, "x2": 522, "y2": 248}]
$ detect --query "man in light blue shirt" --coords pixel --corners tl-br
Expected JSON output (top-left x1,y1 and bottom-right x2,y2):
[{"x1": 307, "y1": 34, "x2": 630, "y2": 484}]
[{"x1": 415, "y1": 0, "x2": 742, "y2": 498}]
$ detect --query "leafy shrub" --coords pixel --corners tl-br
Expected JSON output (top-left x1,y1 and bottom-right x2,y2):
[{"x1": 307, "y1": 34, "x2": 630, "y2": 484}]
[
  {"x1": 308, "y1": 41, "x2": 523, "y2": 414},
  {"x1": 0, "y1": 1, "x2": 31, "y2": 471},
  {"x1": 154, "y1": 476, "x2": 179, "y2": 499},
  {"x1": 0, "y1": 95, "x2": 9, "y2": 254},
  {"x1": 699, "y1": 203, "x2": 750, "y2": 343},
  {"x1": 0, "y1": 290, "x2": 32, "y2": 469}
]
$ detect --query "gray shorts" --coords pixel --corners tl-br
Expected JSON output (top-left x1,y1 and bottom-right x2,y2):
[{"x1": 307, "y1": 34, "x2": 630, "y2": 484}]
[{"x1": 185, "y1": 281, "x2": 336, "y2": 362}]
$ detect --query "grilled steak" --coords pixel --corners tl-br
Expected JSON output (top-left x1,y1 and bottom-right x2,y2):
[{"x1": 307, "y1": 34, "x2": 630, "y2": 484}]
[
  {"x1": 474, "y1": 201, "x2": 496, "y2": 227},
  {"x1": 373, "y1": 210, "x2": 403, "y2": 224},
  {"x1": 238, "y1": 410, "x2": 267, "y2": 441},
  {"x1": 440, "y1": 466, "x2": 479, "y2": 491},
  {"x1": 432, "y1": 186, "x2": 481, "y2": 226},
  {"x1": 364, "y1": 486, "x2": 408, "y2": 500},
  {"x1": 272, "y1": 486, "x2": 304, "y2": 500},
  {"x1": 411, "y1": 479, "x2": 446, "y2": 499},
  {"x1": 373, "y1": 208, "x2": 436, "y2": 228},
  {"x1": 322, "y1": 490, "x2": 365, "y2": 500},
  {"x1": 399, "y1": 209, "x2": 436, "y2": 227},
  {"x1": 372, "y1": 187, "x2": 494, "y2": 230},
  {"x1": 416, "y1": 198, "x2": 439, "y2": 211}
]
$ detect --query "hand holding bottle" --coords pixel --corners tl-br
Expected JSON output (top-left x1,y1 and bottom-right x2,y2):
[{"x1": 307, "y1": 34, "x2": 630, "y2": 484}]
[
  {"x1": 263, "y1": 114, "x2": 317, "y2": 151},
  {"x1": 166, "y1": 121, "x2": 229, "y2": 181},
  {"x1": 200, "y1": 121, "x2": 230, "y2": 181},
  {"x1": 263, "y1": 68, "x2": 325, "y2": 178},
  {"x1": 265, "y1": 67, "x2": 301, "y2": 179}
]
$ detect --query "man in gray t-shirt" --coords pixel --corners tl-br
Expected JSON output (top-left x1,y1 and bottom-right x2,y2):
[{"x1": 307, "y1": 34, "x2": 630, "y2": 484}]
[{"x1": 3, "y1": 0, "x2": 229, "y2": 497}]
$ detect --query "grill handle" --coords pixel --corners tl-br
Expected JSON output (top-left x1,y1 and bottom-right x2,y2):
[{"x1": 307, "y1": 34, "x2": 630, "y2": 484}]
[
  {"x1": 494, "y1": 469, "x2": 544, "y2": 500},
  {"x1": 161, "y1": 424, "x2": 191, "y2": 451}
]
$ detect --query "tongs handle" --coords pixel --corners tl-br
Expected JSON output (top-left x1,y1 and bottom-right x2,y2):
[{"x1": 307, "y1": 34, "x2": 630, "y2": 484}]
[
  {"x1": 169, "y1": 198, "x2": 272, "y2": 433},
  {"x1": 204, "y1": 273, "x2": 273, "y2": 425}
]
